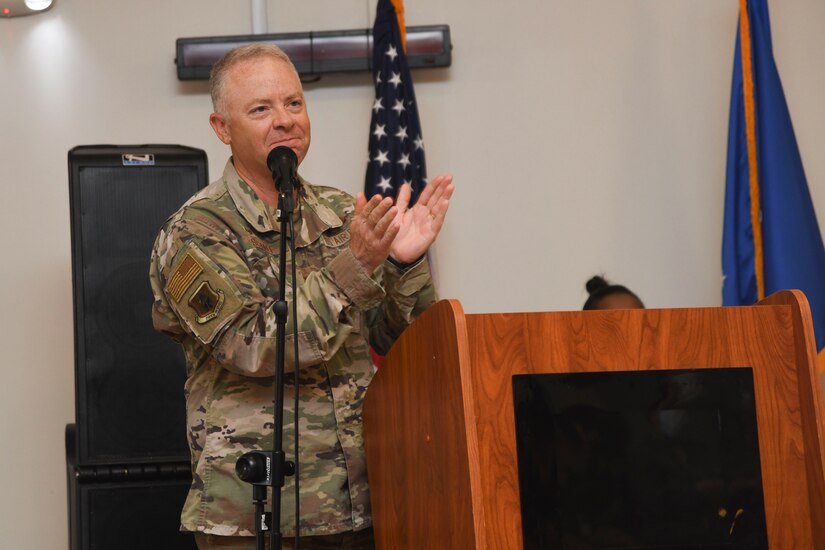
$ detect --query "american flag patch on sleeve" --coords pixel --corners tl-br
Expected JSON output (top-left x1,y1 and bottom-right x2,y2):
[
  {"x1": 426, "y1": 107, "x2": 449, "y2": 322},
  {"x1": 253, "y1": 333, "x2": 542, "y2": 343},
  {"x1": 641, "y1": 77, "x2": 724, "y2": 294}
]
[{"x1": 168, "y1": 252, "x2": 203, "y2": 303}]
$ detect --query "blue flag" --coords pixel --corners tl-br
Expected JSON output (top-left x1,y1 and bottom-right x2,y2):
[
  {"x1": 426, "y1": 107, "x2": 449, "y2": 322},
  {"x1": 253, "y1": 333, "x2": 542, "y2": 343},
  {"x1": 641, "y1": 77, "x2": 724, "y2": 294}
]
[
  {"x1": 722, "y1": 0, "x2": 825, "y2": 358},
  {"x1": 365, "y1": 0, "x2": 427, "y2": 205}
]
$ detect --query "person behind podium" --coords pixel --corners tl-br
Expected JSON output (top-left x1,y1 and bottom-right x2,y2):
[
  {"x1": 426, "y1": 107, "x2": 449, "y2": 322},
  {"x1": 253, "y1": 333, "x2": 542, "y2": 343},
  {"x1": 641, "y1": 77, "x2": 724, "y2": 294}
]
[
  {"x1": 583, "y1": 275, "x2": 645, "y2": 310},
  {"x1": 149, "y1": 43, "x2": 454, "y2": 549}
]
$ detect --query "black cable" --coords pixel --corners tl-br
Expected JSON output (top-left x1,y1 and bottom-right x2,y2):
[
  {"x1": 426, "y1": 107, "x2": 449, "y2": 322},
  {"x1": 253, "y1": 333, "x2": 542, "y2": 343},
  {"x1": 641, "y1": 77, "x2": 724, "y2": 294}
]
[{"x1": 288, "y1": 214, "x2": 301, "y2": 550}]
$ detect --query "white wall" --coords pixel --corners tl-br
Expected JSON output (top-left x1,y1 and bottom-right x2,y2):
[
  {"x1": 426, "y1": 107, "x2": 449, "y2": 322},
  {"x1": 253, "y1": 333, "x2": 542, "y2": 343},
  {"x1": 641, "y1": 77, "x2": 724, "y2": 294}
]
[{"x1": 1, "y1": 0, "x2": 824, "y2": 546}]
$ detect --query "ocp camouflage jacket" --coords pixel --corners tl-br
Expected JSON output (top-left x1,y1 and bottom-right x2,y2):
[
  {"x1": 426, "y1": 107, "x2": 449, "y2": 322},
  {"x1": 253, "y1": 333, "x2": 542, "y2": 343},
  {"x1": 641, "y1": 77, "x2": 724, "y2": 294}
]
[{"x1": 149, "y1": 159, "x2": 435, "y2": 537}]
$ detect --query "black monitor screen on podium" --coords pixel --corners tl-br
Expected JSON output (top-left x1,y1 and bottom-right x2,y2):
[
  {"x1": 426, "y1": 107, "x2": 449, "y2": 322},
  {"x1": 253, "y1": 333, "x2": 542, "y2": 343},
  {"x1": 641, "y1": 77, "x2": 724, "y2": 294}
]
[{"x1": 512, "y1": 368, "x2": 768, "y2": 550}]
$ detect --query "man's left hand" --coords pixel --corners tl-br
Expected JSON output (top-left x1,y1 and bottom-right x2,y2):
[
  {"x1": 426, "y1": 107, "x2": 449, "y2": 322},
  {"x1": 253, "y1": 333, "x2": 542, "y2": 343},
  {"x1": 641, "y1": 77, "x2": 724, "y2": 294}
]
[{"x1": 389, "y1": 175, "x2": 454, "y2": 264}]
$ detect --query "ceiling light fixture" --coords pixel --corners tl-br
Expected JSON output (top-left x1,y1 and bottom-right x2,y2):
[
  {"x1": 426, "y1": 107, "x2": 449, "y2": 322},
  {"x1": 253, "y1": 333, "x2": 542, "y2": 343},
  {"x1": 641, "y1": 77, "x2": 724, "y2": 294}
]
[
  {"x1": 1, "y1": 0, "x2": 54, "y2": 17},
  {"x1": 25, "y1": 0, "x2": 52, "y2": 10}
]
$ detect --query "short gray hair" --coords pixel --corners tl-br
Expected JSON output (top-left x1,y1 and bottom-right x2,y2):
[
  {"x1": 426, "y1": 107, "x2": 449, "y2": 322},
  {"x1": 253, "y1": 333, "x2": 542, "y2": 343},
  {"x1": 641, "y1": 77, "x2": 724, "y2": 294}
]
[{"x1": 209, "y1": 43, "x2": 298, "y2": 115}]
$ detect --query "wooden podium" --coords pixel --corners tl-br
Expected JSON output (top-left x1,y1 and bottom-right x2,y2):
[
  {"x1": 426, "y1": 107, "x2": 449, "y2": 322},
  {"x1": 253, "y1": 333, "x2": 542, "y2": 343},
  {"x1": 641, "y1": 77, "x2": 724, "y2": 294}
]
[{"x1": 363, "y1": 292, "x2": 825, "y2": 549}]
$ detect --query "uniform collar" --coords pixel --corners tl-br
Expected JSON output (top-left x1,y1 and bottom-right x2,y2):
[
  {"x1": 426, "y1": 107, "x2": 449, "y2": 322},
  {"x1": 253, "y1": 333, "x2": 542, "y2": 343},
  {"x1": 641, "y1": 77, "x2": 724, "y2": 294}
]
[{"x1": 223, "y1": 158, "x2": 343, "y2": 247}]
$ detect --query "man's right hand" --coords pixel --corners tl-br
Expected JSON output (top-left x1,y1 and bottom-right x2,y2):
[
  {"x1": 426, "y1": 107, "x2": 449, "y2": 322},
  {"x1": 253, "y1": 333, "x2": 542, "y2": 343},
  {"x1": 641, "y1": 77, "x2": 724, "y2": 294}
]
[{"x1": 350, "y1": 193, "x2": 400, "y2": 274}]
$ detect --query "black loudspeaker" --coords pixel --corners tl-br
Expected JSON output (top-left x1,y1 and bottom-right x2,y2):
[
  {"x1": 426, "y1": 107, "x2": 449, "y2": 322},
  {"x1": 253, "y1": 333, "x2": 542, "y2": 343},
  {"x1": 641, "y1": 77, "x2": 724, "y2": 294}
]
[
  {"x1": 81, "y1": 480, "x2": 194, "y2": 549},
  {"x1": 67, "y1": 146, "x2": 206, "y2": 550},
  {"x1": 68, "y1": 145, "x2": 208, "y2": 464},
  {"x1": 66, "y1": 425, "x2": 197, "y2": 550}
]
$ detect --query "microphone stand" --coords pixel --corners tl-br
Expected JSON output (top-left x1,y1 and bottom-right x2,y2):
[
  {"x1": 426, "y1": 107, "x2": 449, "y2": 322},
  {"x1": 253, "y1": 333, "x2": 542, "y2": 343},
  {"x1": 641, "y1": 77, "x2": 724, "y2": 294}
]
[
  {"x1": 236, "y1": 147, "x2": 300, "y2": 550},
  {"x1": 267, "y1": 175, "x2": 297, "y2": 550}
]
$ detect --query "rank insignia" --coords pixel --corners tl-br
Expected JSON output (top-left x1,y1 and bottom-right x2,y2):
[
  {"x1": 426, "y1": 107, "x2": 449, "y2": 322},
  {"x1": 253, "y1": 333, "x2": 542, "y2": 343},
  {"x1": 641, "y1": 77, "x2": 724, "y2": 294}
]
[{"x1": 187, "y1": 281, "x2": 225, "y2": 324}]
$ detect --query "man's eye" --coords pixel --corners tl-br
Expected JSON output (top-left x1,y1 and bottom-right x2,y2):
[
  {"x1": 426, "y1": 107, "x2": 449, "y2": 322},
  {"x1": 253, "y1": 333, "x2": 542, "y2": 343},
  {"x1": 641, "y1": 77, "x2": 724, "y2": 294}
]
[{"x1": 251, "y1": 106, "x2": 267, "y2": 113}]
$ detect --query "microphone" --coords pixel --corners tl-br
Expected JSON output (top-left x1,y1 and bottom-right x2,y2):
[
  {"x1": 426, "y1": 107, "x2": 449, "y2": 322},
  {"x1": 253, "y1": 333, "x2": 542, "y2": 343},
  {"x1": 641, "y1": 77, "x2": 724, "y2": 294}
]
[{"x1": 266, "y1": 146, "x2": 298, "y2": 194}]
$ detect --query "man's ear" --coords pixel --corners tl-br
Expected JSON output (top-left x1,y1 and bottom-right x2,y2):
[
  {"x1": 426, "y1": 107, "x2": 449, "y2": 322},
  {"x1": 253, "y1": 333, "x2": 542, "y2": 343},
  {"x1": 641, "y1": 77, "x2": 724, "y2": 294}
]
[{"x1": 209, "y1": 112, "x2": 231, "y2": 145}]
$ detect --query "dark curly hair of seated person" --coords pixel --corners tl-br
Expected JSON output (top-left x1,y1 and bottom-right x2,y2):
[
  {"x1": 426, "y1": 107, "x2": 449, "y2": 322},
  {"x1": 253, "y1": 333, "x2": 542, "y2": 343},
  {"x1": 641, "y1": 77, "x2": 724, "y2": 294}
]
[{"x1": 583, "y1": 275, "x2": 645, "y2": 310}]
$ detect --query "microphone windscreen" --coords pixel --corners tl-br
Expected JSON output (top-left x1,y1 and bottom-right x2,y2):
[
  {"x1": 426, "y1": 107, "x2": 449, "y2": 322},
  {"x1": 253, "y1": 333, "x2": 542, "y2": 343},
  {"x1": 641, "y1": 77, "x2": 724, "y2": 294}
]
[{"x1": 267, "y1": 146, "x2": 297, "y2": 174}]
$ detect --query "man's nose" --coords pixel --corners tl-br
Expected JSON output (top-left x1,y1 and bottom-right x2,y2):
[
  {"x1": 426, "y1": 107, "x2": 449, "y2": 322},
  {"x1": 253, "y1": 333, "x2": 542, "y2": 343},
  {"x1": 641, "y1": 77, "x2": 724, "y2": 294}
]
[{"x1": 271, "y1": 108, "x2": 294, "y2": 129}]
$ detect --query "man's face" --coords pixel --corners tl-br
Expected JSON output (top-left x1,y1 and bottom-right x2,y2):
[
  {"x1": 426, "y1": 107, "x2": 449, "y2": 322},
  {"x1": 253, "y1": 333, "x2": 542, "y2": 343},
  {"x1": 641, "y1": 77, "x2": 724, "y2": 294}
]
[{"x1": 210, "y1": 56, "x2": 311, "y2": 185}]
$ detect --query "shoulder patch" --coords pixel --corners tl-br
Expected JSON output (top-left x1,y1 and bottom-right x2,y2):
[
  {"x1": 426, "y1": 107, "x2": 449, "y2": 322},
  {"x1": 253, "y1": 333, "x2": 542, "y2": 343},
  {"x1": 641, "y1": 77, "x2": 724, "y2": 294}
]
[
  {"x1": 168, "y1": 253, "x2": 203, "y2": 302},
  {"x1": 165, "y1": 241, "x2": 245, "y2": 345},
  {"x1": 188, "y1": 281, "x2": 226, "y2": 323}
]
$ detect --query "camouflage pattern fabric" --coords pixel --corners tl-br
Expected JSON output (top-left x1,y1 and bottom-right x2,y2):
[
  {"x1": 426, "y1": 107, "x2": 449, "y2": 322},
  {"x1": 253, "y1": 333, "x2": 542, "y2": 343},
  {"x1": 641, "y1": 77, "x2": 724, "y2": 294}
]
[{"x1": 150, "y1": 159, "x2": 436, "y2": 537}]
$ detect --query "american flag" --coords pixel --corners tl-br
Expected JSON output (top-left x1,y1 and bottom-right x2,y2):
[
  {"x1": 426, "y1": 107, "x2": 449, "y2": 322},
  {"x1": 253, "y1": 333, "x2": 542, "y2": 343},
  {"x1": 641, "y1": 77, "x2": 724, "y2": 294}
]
[{"x1": 365, "y1": 0, "x2": 427, "y2": 206}]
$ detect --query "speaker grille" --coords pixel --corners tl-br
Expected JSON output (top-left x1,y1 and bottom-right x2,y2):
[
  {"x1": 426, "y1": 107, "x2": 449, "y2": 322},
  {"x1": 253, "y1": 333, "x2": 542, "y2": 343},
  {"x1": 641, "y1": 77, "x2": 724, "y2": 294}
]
[
  {"x1": 69, "y1": 146, "x2": 207, "y2": 465},
  {"x1": 79, "y1": 478, "x2": 196, "y2": 550}
]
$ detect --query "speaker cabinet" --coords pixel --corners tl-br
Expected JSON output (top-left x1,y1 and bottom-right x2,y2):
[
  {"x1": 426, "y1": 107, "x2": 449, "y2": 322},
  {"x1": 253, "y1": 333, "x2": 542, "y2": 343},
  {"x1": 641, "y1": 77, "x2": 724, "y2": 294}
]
[
  {"x1": 80, "y1": 480, "x2": 195, "y2": 549},
  {"x1": 66, "y1": 425, "x2": 197, "y2": 550},
  {"x1": 68, "y1": 145, "x2": 208, "y2": 465}
]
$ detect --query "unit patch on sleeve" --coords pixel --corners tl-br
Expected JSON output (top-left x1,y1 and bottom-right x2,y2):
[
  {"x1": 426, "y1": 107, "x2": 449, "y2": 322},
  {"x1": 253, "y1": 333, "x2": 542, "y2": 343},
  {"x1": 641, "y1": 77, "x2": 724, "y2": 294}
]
[
  {"x1": 188, "y1": 281, "x2": 225, "y2": 324},
  {"x1": 167, "y1": 252, "x2": 203, "y2": 303},
  {"x1": 165, "y1": 241, "x2": 245, "y2": 345}
]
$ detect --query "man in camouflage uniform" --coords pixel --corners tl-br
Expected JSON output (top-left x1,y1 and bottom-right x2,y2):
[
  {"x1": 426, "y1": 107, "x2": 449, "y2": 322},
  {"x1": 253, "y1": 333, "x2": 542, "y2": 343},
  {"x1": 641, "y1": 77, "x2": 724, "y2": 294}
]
[{"x1": 149, "y1": 44, "x2": 454, "y2": 549}]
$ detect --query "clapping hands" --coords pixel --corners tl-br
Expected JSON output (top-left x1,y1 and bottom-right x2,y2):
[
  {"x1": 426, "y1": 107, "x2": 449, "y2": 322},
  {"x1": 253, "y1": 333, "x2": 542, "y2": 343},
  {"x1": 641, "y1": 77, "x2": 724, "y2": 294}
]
[{"x1": 350, "y1": 175, "x2": 454, "y2": 274}]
